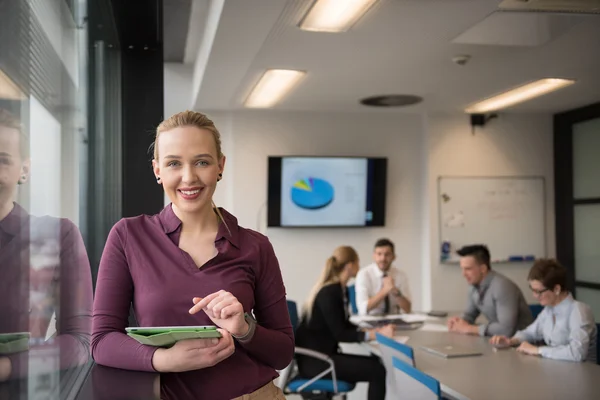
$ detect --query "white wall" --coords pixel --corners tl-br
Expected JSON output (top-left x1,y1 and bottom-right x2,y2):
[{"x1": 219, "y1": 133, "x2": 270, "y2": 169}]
[
  {"x1": 168, "y1": 108, "x2": 555, "y2": 312},
  {"x1": 164, "y1": 63, "x2": 195, "y2": 205},
  {"x1": 164, "y1": 63, "x2": 194, "y2": 118},
  {"x1": 207, "y1": 110, "x2": 426, "y2": 311},
  {"x1": 427, "y1": 113, "x2": 555, "y2": 310}
]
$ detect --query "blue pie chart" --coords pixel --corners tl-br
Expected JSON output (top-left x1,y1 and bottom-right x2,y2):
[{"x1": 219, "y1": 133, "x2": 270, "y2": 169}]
[{"x1": 291, "y1": 177, "x2": 334, "y2": 210}]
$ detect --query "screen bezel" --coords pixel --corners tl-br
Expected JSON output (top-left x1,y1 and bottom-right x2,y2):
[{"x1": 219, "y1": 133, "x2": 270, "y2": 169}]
[{"x1": 267, "y1": 156, "x2": 387, "y2": 228}]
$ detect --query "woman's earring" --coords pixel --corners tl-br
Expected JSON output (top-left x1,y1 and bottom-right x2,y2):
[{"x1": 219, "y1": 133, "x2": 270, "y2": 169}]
[
  {"x1": 17, "y1": 175, "x2": 26, "y2": 185},
  {"x1": 156, "y1": 176, "x2": 161, "y2": 183},
  {"x1": 217, "y1": 173, "x2": 223, "y2": 182}
]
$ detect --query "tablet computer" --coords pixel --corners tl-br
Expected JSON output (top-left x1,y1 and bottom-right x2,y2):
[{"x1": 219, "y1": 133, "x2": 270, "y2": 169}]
[
  {"x1": 0, "y1": 332, "x2": 30, "y2": 355},
  {"x1": 126, "y1": 326, "x2": 221, "y2": 348}
]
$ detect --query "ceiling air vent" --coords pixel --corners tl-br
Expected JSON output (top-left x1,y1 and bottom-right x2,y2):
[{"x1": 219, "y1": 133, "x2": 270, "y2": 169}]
[{"x1": 498, "y1": 0, "x2": 600, "y2": 14}]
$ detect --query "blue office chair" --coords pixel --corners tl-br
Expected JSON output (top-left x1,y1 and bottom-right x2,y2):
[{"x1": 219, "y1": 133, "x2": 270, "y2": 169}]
[
  {"x1": 392, "y1": 356, "x2": 441, "y2": 400},
  {"x1": 529, "y1": 304, "x2": 544, "y2": 319},
  {"x1": 280, "y1": 300, "x2": 356, "y2": 399},
  {"x1": 376, "y1": 332, "x2": 415, "y2": 367},
  {"x1": 347, "y1": 284, "x2": 358, "y2": 314}
]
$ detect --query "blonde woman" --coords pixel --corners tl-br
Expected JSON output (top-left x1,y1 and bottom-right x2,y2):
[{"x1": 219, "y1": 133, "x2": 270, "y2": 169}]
[
  {"x1": 295, "y1": 246, "x2": 393, "y2": 400},
  {"x1": 91, "y1": 111, "x2": 292, "y2": 399}
]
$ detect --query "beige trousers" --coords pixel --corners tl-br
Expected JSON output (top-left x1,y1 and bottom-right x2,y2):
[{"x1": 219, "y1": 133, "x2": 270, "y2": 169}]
[{"x1": 230, "y1": 381, "x2": 286, "y2": 400}]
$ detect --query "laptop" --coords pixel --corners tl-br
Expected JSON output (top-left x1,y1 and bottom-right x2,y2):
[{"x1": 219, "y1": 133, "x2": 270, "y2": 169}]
[{"x1": 420, "y1": 344, "x2": 482, "y2": 358}]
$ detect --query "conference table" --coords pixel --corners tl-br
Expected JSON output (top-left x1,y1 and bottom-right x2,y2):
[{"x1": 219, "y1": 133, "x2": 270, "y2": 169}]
[{"x1": 350, "y1": 315, "x2": 600, "y2": 400}]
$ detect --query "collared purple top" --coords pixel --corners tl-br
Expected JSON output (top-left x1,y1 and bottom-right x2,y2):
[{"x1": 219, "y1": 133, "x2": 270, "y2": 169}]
[
  {"x1": 0, "y1": 203, "x2": 93, "y2": 379},
  {"x1": 91, "y1": 205, "x2": 294, "y2": 400}
]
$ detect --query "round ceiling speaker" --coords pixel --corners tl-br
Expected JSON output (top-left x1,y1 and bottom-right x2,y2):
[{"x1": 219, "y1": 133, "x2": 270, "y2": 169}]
[{"x1": 360, "y1": 94, "x2": 423, "y2": 107}]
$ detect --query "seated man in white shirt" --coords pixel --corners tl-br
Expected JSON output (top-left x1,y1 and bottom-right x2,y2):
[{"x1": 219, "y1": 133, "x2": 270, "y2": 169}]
[{"x1": 355, "y1": 238, "x2": 412, "y2": 315}]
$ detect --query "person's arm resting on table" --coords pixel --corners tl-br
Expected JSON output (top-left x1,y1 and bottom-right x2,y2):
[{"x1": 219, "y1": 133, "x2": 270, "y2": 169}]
[
  {"x1": 537, "y1": 305, "x2": 595, "y2": 362},
  {"x1": 448, "y1": 291, "x2": 480, "y2": 334},
  {"x1": 490, "y1": 315, "x2": 541, "y2": 354}
]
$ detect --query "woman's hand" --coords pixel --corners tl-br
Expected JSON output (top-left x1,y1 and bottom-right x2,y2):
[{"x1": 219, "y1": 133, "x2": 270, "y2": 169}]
[
  {"x1": 516, "y1": 341, "x2": 540, "y2": 356},
  {"x1": 0, "y1": 357, "x2": 12, "y2": 382},
  {"x1": 489, "y1": 335, "x2": 512, "y2": 347},
  {"x1": 189, "y1": 290, "x2": 248, "y2": 337},
  {"x1": 152, "y1": 329, "x2": 235, "y2": 373},
  {"x1": 368, "y1": 324, "x2": 395, "y2": 340}
]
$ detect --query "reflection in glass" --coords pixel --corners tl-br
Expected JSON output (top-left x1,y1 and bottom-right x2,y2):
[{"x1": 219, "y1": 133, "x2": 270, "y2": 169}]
[
  {"x1": 574, "y1": 204, "x2": 600, "y2": 285},
  {"x1": 0, "y1": 108, "x2": 92, "y2": 396},
  {"x1": 573, "y1": 118, "x2": 600, "y2": 199}
]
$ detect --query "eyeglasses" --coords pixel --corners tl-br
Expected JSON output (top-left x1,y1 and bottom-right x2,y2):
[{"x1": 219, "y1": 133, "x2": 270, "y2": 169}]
[{"x1": 529, "y1": 286, "x2": 550, "y2": 295}]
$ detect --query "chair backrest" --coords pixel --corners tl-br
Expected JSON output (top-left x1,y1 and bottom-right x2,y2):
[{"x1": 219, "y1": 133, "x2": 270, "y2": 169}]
[
  {"x1": 376, "y1": 333, "x2": 415, "y2": 367},
  {"x1": 392, "y1": 356, "x2": 440, "y2": 400},
  {"x1": 287, "y1": 300, "x2": 299, "y2": 333},
  {"x1": 376, "y1": 333, "x2": 415, "y2": 392},
  {"x1": 347, "y1": 284, "x2": 358, "y2": 314},
  {"x1": 596, "y1": 323, "x2": 600, "y2": 365},
  {"x1": 529, "y1": 304, "x2": 544, "y2": 319}
]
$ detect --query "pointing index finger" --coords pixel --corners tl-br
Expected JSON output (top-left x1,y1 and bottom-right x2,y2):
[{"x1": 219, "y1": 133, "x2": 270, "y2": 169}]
[{"x1": 189, "y1": 293, "x2": 219, "y2": 314}]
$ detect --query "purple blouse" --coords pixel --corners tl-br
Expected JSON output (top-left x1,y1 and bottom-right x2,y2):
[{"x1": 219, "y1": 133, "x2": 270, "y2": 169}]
[
  {"x1": 0, "y1": 203, "x2": 93, "y2": 379},
  {"x1": 91, "y1": 205, "x2": 294, "y2": 400}
]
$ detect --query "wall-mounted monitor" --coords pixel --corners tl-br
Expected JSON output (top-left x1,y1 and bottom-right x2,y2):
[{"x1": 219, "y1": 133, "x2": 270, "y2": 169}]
[{"x1": 267, "y1": 156, "x2": 387, "y2": 227}]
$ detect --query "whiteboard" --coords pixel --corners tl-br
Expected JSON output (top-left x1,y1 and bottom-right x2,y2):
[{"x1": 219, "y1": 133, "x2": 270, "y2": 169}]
[{"x1": 438, "y1": 177, "x2": 546, "y2": 263}]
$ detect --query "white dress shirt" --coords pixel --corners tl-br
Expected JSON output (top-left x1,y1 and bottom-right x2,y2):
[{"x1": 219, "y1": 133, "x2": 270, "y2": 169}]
[{"x1": 355, "y1": 262, "x2": 411, "y2": 315}]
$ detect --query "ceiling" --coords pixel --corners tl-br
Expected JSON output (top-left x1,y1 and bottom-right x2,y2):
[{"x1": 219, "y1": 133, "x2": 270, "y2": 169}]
[
  {"x1": 164, "y1": 0, "x2": 191, "y2": 62},
  {"x1": 178, "y1": 0, "x2": 600, "y2": 113}
]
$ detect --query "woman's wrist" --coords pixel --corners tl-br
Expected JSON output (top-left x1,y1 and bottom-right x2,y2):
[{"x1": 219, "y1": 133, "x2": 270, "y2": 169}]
[
  {"x1": 0, "y1": 357, "x2": 12, "y2": 382},
  {"x1": 151, "y1": 348, "x2": 171, "y2": 373},
  {"x1": 231, "y1": 321, "x2": 250, "y2": 338}
]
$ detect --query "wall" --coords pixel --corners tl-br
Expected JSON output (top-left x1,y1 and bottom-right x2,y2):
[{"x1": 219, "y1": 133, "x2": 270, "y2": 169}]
[
  {"x1": 162, "y1": 106, "x2": 555, "y2": 312},
  {"x1": 207, "y1": 110, "x2": 427, "y2": 311},
  {"x1": 427, "y1": 113, "x2": 555, "y2": 310}
]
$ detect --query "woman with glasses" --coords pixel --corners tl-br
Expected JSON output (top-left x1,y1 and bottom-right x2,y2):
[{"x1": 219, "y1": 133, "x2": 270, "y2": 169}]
[{"x1": 490, "y1": 259, "x2": 597, "y2": 362}]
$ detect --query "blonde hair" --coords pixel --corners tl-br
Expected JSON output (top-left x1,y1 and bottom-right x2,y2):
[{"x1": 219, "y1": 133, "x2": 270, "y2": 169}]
[
  {"x1": 153, "y1": 110, "x2": 229, "y2": 233},
  {"x1": 153, "y1": 110, "x2": 223, "y2": 161},
  {"x1": 0, "y1": 108, "x2": 29, "y2": 158},
  {"x1": 302, "y1": 246, "x2": 359, "y2": 322}
]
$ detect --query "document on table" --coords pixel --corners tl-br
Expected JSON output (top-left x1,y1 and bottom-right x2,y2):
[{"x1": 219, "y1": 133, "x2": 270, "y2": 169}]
[
  {"x1": 350, "y1": 313, "x2": 439, "y2": 325},
  {"x1": 420, "y1": 323, "x2": 449, "y2": 332}
]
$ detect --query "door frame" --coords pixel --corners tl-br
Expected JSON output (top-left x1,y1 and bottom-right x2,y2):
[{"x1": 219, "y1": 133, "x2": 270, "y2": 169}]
[{"x1": 554, "y1": 102, "x2": 600, "y2": 294}]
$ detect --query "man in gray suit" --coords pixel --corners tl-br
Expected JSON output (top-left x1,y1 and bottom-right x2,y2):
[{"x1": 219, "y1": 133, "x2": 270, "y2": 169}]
[{"x1": 448, "y1": 244, "x2": 533, "y2": 337}]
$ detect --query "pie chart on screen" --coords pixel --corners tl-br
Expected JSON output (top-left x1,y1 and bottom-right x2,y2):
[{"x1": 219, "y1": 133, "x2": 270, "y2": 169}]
[{"x1": 291, "y1": 177, "x2": 334, "y2": 210}]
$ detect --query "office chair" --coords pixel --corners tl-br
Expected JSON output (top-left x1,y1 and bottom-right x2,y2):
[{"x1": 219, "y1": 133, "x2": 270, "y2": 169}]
[
  {"x1": 392, "y1": 356, "x2": 441, "y2": 400},
  {"x1": 280, "y1": 300, "x2": 356, "y2": 399},
  {"x1": 528, "y1": 304, "x2": 544, "y2": 319},
  {"x1": 346, "y1": 285, "x2": 358, "y2": 314},
  {"x1": 596, "y1": 323, "x2": 599, "y2": 365}
]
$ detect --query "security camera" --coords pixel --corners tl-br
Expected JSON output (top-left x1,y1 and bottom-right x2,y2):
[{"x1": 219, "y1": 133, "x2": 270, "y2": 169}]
[{"x1": 452, "y1": 55, "x2": 471, "y2": 66}]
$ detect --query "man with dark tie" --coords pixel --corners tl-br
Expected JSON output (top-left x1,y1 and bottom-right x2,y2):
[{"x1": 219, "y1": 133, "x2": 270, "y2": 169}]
[
  {"x1": 355, "y1": 239, "x2": 412, "y2": 315},
  {"x1": 448, "y1": 244, "x2": 533, "y2": 337}
]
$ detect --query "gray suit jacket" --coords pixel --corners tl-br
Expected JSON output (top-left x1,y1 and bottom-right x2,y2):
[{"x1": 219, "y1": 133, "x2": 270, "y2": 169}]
[{"x1": 463, "y1": 271, "x2": 533, "y2": 336}]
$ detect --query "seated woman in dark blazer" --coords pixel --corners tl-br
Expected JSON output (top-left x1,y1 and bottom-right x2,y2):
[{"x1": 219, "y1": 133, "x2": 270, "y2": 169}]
[{"x1": 295, "y1": 246, "x2": 394, "y2": 400}]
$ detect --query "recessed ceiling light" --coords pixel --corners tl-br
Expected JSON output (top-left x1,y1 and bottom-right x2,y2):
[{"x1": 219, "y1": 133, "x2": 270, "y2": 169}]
[
  {"x1": 465, "y1": 78, "x2": 575, "y2": 114},
  {"x1": 360, "y1": 95, "x2": 423, "y2": 107},
  {"x1": 0, "y1": 68, "x2": 26, "y2": 100},
  {"x1": 299, "y1": 0, "x2": 379, "y2": 33},
  {"x1": 244, "y1": 69, "x2": 306, "y2": 108}
]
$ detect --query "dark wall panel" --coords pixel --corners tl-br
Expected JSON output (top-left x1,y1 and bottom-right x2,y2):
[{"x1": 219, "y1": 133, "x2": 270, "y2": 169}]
[{"x1": 121, "y1": 46, "x2": 164, "y2": 218}]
